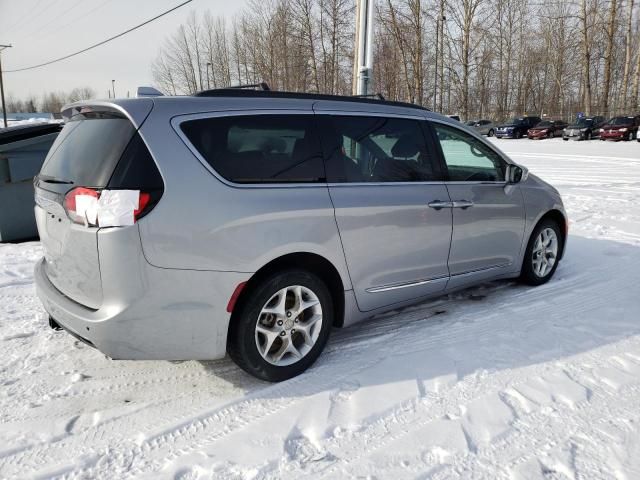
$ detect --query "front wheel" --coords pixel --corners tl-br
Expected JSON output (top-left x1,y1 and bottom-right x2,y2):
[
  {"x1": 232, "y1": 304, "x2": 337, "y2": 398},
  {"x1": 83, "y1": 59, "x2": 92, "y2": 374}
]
[
  {"x1": 227, "y1": 269, "x2": 333, "y2": 382},
  {"x1": 488, "y1": 129, "x2": 494, "y2": 137},
  {"x1": 515, "y1": 130, "x2": 522, "y2": 139},
  {"x1": 627, "y1": 132, "x2": 634, "y2": 141},
  {"x1": 520, "y1": 219, "x2": 563, "y2": 286}
]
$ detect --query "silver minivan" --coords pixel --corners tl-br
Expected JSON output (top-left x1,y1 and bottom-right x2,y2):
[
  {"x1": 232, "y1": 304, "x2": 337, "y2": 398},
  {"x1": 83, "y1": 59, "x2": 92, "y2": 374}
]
[{"x1": 34, "y1": 90, "x2": 567, "y2": 381}]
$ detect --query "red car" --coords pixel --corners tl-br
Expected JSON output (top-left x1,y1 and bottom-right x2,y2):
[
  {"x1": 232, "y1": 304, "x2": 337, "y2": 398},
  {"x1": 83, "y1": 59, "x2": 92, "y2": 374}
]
[
  {"x1": 527, "y1": 120, "x2": 568, "y2": 139},
  {"x1": 599, "y1": 116, "x2": 640, "y2": 141}
]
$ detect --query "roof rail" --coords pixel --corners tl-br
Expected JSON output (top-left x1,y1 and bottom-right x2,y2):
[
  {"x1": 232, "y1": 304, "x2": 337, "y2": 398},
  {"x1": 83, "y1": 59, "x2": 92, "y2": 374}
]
[
  {"x1": 226, "y1": 82, "x2": 271, "y2": 91},
  {"x1": 192, "y1": 88, "x2": 430, "y2": 111},
  {"x1": 352, "y1": 93, "x2": 386, "y2": 100}
]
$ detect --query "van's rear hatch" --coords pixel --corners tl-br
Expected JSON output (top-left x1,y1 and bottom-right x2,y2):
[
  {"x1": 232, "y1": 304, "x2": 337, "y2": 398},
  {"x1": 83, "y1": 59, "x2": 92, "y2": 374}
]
[{"x1": 34, "y1": 101, "x2": 157, "y2": 309}]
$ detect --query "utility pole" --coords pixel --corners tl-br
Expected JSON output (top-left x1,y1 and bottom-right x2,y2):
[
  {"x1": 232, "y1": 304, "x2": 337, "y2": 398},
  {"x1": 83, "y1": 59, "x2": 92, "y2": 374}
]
[
  {"x1": 353, "y1": 0, "x2": 374, "y2": 96},
  {"x1": 111, "y1": 79, "x2": 116, "y2": 98},
  {"x1": 206, "y1": 62, "x2": 212, "y2": 89},
  {"x1": 0, "y1": 44, "x2": 12, "y2": 128}
]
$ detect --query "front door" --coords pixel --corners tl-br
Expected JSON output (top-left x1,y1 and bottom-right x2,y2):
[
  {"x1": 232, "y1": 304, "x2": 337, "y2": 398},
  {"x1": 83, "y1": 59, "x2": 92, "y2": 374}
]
[
  {"x1": 316, "y1": 111, "x2": 453, "y2": 312},
  {"x1": 429, "y1": 121, "x2": 525, "y2": 289}
]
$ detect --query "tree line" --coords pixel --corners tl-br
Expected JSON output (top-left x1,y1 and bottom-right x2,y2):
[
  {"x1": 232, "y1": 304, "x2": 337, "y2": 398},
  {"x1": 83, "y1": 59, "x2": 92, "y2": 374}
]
[
  {"x1": 152, "y1": 0, "x2": 640, "y2": 121},
  {"x1": 2, "y1": 87, "x2": 96, "y2": 114}
]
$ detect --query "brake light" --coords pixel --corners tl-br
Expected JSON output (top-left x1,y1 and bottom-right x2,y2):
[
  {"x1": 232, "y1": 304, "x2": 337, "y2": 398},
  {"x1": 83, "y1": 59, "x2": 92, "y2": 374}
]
[{"x1": 63, "y1": 188, "x2": 153, "y2": 226}]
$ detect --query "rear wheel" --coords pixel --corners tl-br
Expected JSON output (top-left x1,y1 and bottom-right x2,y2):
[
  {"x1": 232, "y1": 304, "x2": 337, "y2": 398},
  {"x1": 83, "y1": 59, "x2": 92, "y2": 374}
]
[
  {"x1": 488, "y1": 129, "x2": 494, "y2": 137},
  {"x1": 515, "y1": 129, "x2": 523, "y2": 139},
  {"x1": 627, "y1": 131, "x2": 634, "y2": 141},
  {"x1": 227, "y1": 269, "x2": 333, "y2": 382},
  {"x1": 520, "y1": 219, "x2": 563, "y2": 286}
]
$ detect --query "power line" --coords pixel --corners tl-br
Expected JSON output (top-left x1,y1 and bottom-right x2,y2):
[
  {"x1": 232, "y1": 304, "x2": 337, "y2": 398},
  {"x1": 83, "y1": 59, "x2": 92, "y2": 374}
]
[
  {"x1": 3, "y1": 0, "x2": 59, "y2": 38},
  {"x1": 37, "y1": 0, "x2": 115, "y2": 42},
  {"x1": 22, "y1": 0, "x2": 86, "y2": 39},
  {"x1": 5, "y1": 0, "x2": 194, "y2": 73}
]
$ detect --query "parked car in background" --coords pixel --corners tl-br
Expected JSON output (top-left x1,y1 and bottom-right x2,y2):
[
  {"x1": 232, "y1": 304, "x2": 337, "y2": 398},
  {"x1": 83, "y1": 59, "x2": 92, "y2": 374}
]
[
  {"x1": 600, "y1": 116, "x2": 640, "y2": 141},
  {"x1": 447, "y1": 114, "x2": 461, "y2": 121},
  {"x1": 33, "y1": 90, "x2": 567, "y2": 381},
  {"x1": 466, "y1": 119, "x2": 496, "y2": 136},
  {"x1": 562, "y1": 116, "x2": 605, "y2": 141},
  {"x1": 495, "y1": 116, "x2": 541, "y2": 139},
  {"x1": 637, "y1": 128, "x2": 640, "y2": 142},
  {"x1": 527, "y1": 120, "x2": 568, "y2": 139}
]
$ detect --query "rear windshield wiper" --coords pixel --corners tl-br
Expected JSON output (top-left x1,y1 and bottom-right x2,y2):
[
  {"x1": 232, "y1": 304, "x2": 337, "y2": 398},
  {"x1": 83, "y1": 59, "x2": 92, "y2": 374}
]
[{"x1": 38, "y1": 175, "x2": 74, "y2": 185}]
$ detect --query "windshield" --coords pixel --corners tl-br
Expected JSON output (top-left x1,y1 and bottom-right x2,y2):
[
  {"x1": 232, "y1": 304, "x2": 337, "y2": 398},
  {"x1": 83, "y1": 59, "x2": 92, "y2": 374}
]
[
  {"x1": 465, "y1": 121, "x2": 476, "y2": 126},
  {"x1": 575, "y1": 119, "x2": 593, "y2": 127},
  {"x1": 537, "y1": 121, "x2": 553, "y2": 127},
  {"x1": 609, "y1": 117, "x2": 632, "y2": 125},
  {"x1": 509, "y1": 118, "x2": 526, "y2": 125}
]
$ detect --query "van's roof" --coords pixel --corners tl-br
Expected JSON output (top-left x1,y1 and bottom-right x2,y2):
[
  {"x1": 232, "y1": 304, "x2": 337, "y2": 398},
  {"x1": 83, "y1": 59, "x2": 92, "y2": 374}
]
[{"x1": 61, "y1": 91, "x2": 459, "y2": 127}]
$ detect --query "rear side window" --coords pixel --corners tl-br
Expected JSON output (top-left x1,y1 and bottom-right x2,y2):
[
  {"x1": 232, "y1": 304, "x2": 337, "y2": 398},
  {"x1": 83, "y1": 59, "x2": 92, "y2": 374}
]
[
  {"x1": 40, "y1": 112, "x2": 136, "y2": 187},
  {"x1": 320, "y1": 115, "x2": 440, "y2": 183},
  {"x1": 180, "y1": 115, "x2": 325, "y2": 183}
]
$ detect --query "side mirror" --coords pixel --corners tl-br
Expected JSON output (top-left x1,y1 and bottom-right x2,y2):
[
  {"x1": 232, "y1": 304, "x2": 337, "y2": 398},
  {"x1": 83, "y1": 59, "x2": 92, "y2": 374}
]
[{"x1": 506, "y1": 164, "x2": 527, "y2": 183}]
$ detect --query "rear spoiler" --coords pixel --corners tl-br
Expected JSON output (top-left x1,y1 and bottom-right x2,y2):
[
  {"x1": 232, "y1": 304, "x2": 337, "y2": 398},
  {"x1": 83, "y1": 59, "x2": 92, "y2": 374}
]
[{"x1": 60, "y1": 100, "x2": 154, "y2": 129}]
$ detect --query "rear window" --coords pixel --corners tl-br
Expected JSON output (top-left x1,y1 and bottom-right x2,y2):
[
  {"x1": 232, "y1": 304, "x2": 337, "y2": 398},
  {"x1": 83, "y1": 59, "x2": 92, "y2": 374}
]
[
  {"x1": 40, "y1": 111, "x2": 136, "y2": 187},
  {"x1": 180, "y1": 115, "x2": 325, "y2": 183}
]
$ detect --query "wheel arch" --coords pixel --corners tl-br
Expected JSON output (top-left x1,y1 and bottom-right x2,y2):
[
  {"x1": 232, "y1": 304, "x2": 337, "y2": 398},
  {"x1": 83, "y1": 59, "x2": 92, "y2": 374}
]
[{"x1": 230, "y1": 252, "x2": 346, "y2": 329}]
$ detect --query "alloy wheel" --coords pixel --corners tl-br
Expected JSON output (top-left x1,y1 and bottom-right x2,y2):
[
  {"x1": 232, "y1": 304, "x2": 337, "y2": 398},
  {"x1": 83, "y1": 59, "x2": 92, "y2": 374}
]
[
  {"x1": 531, "y1": 228, "x2": 558, "y2": 278},
  {"x1": 254, "y1": 285, "x2": 323, "y2": 366}
]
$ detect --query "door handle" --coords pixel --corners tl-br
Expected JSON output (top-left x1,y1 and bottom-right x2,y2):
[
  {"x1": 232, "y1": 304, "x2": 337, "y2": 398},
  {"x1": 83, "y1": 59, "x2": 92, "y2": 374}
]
[
  {"x1": 451, "y1": 200, "x2": 474, "y2": 209},
  {"x1": 428, "y1": 200, "x2": 453, "y2": 210}
]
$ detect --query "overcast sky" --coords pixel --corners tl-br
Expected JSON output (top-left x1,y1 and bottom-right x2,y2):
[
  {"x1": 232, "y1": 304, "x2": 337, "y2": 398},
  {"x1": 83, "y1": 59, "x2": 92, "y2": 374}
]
[{"x1": 0, "y1": 0, "x2": 247, "y2": 102}]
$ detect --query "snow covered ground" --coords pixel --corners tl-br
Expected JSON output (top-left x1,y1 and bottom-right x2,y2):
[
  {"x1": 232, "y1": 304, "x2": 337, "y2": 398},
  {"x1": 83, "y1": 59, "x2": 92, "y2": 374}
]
[{"x1": 1, "y1": 138, "x2": 640, "y2": 479}]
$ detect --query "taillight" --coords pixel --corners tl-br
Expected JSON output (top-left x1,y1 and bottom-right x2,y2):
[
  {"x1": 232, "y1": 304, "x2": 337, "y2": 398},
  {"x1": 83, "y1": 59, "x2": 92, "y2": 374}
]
[
  {"x1": 64, "y1": 187, "x2": 100, "y2": 225},
  {"x1": 63, "y1": 188, "x2": 153, "y2": 226}
]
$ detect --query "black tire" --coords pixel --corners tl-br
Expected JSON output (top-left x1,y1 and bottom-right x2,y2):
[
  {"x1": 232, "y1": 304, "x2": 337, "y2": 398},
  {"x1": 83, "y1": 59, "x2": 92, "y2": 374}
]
[
  {"x1": 227, "y1": 269, "x2": 334, "y2": 382},
  {"x1": 488, "y1": 129, "x2": 494, "y2": 137},
  {"x1": 586, "y1": 131, "x2": 592, "y2": 140},
  {"x1": 627, "y1": 132, "x2": 634, "y2": 141},
  {"x1": 515, "y1": 129, "x2": 522, "y2": 139},
  {"x1": 548, "y1": 130, "x2": 553, "y2": 139},
  {"x1": 520, "y1": 218, "x2": 564, "y2": 286},
  {"x1": 563, "y1": 137, "x2": 568, "y2": 141}
]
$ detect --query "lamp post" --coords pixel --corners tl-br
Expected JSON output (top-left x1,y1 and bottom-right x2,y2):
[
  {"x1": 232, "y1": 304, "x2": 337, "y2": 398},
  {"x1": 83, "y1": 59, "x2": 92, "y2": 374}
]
[
  {"x1": 206, "y1": 62, "x2": 212, "y2": 90},
  {"x1": 353, "y1": 0, "x2": 374, "y2": 96},
  {"x1": 111, "y1": 79, "x2": 116, "y2": 98},
  {"x1": 0, "y1": 44, "x2": 12, "y2": 128}
]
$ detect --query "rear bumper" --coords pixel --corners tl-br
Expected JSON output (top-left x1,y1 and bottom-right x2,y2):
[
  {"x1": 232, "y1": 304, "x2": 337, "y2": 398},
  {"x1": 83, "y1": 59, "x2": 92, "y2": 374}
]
[
  {"x1": 35, "y1": 256, "x2": 250, "y2": 360},
  {"x1": 495, "y1": 132, "x2": 515, "y2": 138}
]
